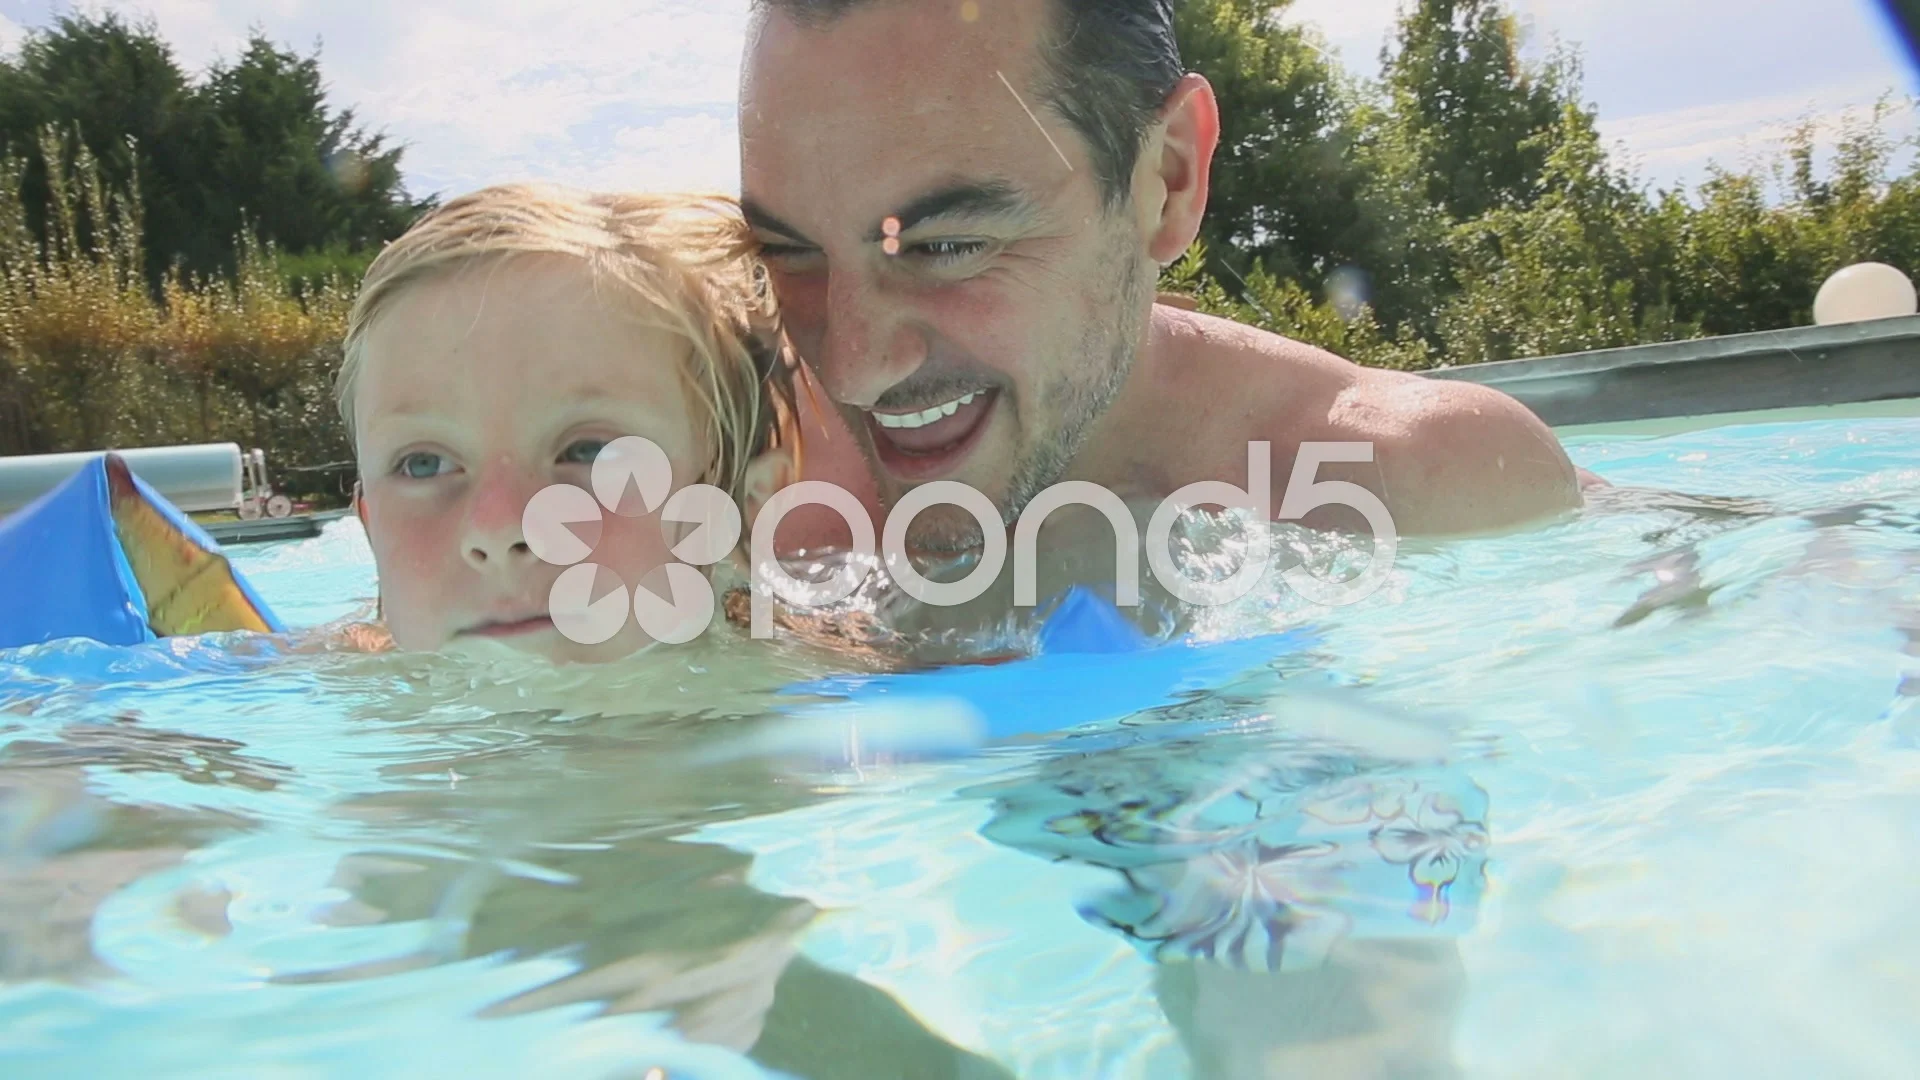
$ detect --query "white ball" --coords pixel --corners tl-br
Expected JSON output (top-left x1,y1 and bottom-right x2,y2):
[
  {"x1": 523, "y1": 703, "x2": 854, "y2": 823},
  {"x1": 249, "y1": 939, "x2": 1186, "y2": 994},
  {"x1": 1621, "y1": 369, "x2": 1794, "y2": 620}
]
[{"x1": 1813, "y1": 262, "x2": 1918, "y2": 325}]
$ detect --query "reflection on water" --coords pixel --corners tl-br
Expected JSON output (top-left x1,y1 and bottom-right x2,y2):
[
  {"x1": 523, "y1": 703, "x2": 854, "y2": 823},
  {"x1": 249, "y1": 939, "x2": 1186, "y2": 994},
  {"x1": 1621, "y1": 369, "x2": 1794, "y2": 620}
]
[{"x1": 0, "y1": 415, "x2": 1918, "y2": 1077}]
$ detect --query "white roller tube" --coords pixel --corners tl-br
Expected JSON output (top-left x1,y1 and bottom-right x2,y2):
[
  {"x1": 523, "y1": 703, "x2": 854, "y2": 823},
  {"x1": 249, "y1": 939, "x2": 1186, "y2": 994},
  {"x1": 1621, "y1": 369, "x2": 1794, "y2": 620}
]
[{"x1": 0, "y1": 444, "x2": 245, "y2": 517}]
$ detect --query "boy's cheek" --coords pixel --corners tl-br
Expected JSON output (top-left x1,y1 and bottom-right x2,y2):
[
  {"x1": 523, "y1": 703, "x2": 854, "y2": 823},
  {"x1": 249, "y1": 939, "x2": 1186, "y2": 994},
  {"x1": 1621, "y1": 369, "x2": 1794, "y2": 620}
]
[{"x1": 362, "y1": 498, "x2": 466, "y2": 645}]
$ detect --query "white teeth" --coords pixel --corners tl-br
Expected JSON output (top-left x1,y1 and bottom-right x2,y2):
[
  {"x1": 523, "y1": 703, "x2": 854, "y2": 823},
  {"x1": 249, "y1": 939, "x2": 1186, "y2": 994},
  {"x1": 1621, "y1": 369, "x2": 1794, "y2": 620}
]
[{"x1": 872, "y1": 391, "x2": 984, "y2": 430}]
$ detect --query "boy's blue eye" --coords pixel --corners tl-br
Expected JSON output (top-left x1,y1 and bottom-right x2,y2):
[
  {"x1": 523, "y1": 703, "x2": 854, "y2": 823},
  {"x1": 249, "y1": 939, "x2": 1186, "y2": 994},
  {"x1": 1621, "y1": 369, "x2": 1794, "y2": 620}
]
[
  {"x1": 560, "y1": 439, "x2": 608, "y2": 465},
  {"x1": 396, "y1": 451, "x2": 449, "y2": 479}
]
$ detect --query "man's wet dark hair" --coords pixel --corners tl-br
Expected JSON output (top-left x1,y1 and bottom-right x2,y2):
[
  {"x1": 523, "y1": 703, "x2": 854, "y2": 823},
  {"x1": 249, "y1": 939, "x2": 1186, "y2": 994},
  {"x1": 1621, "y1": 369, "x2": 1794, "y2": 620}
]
[{"x1": 752, "y1": 0, "x2": 1184, "y2": 208}]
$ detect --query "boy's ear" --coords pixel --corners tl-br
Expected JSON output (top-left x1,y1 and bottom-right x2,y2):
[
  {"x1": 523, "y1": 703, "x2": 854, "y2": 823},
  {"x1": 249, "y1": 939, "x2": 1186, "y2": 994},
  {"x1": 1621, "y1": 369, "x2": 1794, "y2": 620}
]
[
  {"x1": 742, "y1": 447, "x2": 795, "y2": 533},
  {"x1": 352, "y1": 480, "x2": 382, "y2": 620}
]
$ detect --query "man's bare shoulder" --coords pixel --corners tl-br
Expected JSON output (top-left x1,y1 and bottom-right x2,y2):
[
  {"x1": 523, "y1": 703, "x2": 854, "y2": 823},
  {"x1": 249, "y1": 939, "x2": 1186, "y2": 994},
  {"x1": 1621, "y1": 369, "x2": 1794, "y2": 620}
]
[
  {"x1": 1142, "y1": 305, "x2": 1356, "y2": 440},
  {"x1": 1150, "y1": 306, "x2": 1581, "y2": 536},
  {"x1": 1154, "y1": 304, "x2": 1357, "y2": 393},
  {"x1": 1325, "y1": 367, "x2": 1582, "y2": 536}
]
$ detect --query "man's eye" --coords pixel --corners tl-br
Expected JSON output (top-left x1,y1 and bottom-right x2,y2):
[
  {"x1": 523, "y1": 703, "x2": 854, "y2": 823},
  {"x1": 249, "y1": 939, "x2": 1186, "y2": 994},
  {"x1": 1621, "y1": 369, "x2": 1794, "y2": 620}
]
[
  {"x1": 559, "y1": 438, "x2": 608, "y2": 465},
  {"x1": 395, "y1": 451, "x2": 451, "y2": 479},
  {"x1": 911, "y1": 239, "x2": 990, "y2": 263}
]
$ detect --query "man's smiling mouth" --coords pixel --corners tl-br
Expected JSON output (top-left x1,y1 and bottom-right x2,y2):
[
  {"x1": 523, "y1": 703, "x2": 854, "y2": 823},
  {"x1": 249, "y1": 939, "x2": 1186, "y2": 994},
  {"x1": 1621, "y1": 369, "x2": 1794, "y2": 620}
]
[
  {"x1": 864, "y1": 388, "x2": 999, "y2": 480},
  {"x1": 870, "y1": 390, "x2": 984, "y2": 430}
]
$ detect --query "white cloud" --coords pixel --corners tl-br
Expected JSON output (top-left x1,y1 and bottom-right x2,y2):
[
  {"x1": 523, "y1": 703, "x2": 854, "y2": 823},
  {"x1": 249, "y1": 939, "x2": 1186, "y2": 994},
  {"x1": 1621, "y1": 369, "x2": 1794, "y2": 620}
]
[
  {"x1": 1281, "y1": 0, "x2": 1401, "y2": 66},
  {"x1": 67, "y1": 0, "x2": 754, "y2": 199},
  {"x1": 1600, "y1": 78, "x2": 1917, "y2": 194},
  {"x1": 0, "y1": 14, "x2": 26, "y2": 55},
  {"x1": 602, "y1": 113, "x2": 740, "y2": 194}
]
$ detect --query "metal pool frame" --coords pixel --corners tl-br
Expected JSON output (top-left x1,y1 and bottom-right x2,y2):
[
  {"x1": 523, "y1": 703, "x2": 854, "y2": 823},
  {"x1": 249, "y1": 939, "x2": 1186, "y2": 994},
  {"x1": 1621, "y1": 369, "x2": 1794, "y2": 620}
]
[{"x1": 1426, "y1": 313, "x2": 1920, "y2": 433}]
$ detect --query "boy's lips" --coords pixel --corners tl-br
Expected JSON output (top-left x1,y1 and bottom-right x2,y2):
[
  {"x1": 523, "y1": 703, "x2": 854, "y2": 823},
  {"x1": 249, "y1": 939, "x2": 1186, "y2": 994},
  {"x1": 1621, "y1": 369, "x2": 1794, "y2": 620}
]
[
  {"x1": 865, "y1": 388, "x2": 998, "y2": 481},
  {"x1": 461, "y1": 613, "x2": 555, "y2": 638}
]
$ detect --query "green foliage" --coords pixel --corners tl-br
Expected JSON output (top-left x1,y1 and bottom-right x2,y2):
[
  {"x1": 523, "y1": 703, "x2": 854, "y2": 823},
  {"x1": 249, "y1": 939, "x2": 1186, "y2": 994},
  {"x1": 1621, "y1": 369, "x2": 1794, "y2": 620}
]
[
  {"x1": 0, "y1": 129, "x2": 352, "y2": 502},
  {"x1": 1162, "y1": 239, "x2": 1434, "y2": 371},
  {"x1": 1166, "y1": 0, "x2": 1920, "y2": 369},
  {"x1": 276, "y1": 244, "x2": 378, "y2": 298},
  {"x1": 1381, "y1": 0, "x2": 1572, "y2": 223},
  {"x1": 0, "y1": 12, "x2": 427, "y2": 287},
  {"x1": 1664, "y1": 98, "x2": 1920, "y2": 336},
  {"x1": 1172, "y1": 3, "x2": 1367, "y2": 282},
  {"x1": 1435, "y1": 105, "x2": 1697, "y2": 363}
]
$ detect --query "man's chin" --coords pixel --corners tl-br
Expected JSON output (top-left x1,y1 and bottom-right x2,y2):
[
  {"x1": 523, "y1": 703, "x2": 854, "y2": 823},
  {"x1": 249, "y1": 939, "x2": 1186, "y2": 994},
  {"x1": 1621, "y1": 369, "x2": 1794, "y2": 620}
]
[
  {"x1": 896, "y1": 504, "x2": 1001, "y2": 554},
  {"x1": 870, "y1": 447, "x2": 1022, "y2": 555}
]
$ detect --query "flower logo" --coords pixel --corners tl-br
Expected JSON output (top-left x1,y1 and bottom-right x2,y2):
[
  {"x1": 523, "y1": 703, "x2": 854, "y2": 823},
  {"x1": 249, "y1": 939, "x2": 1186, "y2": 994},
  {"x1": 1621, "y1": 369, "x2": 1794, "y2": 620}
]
[{"x1": 520, "y1": 436, "x2": 741, "y2": 646}]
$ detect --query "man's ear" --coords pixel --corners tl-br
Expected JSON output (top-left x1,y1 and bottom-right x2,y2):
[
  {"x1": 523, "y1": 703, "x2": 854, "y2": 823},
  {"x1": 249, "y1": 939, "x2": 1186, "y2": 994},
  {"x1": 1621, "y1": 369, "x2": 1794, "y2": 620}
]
[{"x1": 1142, "y1": 73, "x2": 1221, "y2": 266}]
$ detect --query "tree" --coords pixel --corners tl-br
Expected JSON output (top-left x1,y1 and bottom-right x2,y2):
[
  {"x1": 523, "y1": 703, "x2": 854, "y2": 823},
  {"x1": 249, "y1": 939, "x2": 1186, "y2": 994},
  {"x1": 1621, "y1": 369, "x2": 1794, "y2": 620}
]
[
  {"x1": 1380, "y1": 0, "x2": 1573, "y2": 223},
  {"x1": 183, "y1": 35, "x2": 422, "y2": 279},
  {"x1": 0, "y1": 13, "x2": 199, "y2": 282},
  {"x1": 1437, "y1": 106, "x2": 1693, "y2": 364},
  {"x1": 0, "y1": 13, "x2": 427, "y2": 286},
  {"x1": 1173, "y1": 1, "x2": 1396, "y2": 302}
]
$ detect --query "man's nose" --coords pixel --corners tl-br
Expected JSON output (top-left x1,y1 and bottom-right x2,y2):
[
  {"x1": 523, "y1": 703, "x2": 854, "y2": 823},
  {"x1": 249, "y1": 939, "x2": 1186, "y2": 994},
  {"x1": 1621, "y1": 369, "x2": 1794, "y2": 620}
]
[
  {"x1": 816, "y1": 268, "x2": 928, "y2": 409},
  {"x1": 462, "y1": 465, "x2": 543, "y2": 572}
]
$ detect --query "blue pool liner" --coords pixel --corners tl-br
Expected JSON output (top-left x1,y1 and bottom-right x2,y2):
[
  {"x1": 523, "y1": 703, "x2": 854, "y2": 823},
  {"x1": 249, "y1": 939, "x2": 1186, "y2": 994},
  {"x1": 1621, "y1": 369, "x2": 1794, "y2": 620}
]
[{"x1": 0, "y1": 455, "x2": 285, "y2": 651}]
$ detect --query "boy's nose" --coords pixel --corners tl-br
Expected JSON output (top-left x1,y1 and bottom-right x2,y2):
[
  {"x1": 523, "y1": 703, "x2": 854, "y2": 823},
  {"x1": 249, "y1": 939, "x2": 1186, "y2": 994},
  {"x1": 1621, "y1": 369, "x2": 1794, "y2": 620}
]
[
  {"x1": 463, "y1": 466, "x2": 543, "y2": 572},
  {"x1": 464, "y1": 527, "x2": 536, "y2": 572}
]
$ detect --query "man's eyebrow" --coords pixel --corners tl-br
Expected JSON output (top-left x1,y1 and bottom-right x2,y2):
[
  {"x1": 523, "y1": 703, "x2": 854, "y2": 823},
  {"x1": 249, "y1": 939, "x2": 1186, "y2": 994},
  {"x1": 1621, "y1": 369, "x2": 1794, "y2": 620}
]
[
  {"x1": 741, "y1": 199, "x2": 814, "y2": 245},
  {"x1": 742, "y1": 182, "x2": 1032, "y2": 247},
  {"x1": 880, "y1": 181, "x2": 1031, "y2": 239}
]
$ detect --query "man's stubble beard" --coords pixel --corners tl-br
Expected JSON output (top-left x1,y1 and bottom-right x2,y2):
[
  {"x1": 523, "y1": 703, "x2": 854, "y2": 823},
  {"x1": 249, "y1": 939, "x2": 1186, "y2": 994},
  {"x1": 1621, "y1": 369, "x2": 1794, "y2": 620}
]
[{"x1": 909, "y1": 229, "x2": 1150, "y2": 555}]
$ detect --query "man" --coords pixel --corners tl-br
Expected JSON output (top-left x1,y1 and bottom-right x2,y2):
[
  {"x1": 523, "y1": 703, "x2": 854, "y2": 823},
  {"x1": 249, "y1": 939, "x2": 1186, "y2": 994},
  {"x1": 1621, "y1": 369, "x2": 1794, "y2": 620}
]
[
  {"x1": 733, "y1": 4, "x2": 1505, "y2": 1077},
  {"x1": 739, "y1": 0, "x2": 1583, "y2": 561}
]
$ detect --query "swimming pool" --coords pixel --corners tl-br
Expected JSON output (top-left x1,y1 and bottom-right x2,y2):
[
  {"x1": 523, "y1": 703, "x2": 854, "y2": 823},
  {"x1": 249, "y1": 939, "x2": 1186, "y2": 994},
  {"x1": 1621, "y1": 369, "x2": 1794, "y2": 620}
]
[{"x1": 3, "y1": 407, "x2": 1918, "y2": 1079}]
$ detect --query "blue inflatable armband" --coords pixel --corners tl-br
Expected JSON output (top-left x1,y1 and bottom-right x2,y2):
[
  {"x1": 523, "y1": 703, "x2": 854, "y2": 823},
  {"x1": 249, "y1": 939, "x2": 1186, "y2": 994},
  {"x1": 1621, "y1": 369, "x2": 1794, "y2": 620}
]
[{"x1": 0, "y1": 454, "x2": 284, "y2": 650}]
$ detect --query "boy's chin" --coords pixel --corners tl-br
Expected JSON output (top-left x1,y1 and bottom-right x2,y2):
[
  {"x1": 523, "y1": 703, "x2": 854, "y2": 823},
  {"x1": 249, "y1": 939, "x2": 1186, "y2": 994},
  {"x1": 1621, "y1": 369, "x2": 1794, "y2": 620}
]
[{"x1": 440, "y1": 623, "x2": 664, "y2": 666}]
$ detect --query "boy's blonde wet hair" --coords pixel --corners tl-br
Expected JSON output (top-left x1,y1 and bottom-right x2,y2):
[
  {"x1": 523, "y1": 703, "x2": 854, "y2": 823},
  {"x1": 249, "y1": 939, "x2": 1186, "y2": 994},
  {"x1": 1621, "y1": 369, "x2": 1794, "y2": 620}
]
[{"x1": 336, "y1": 183, "x2": 796, "y2": 501}]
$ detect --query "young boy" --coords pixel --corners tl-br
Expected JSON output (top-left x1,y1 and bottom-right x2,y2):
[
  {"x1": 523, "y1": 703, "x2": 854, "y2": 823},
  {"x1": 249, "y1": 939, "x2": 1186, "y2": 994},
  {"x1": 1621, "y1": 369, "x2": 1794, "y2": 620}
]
[{"x1": 337, "y1": 183, "x2": 871, "y2": 664}]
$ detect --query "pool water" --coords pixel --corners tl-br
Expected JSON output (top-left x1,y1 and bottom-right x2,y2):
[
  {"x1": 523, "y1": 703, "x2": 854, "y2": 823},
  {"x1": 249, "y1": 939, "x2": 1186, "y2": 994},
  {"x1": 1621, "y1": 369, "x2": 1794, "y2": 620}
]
[{"x1": 3, "y1": 411, "x2": 1919, "y2": 1079}]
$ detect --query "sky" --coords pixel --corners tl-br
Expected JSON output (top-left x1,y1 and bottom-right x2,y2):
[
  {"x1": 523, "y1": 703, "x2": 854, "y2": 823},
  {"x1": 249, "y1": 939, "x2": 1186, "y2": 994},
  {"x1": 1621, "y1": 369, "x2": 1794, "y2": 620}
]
[{"x1": 0, "y1": 0, "x2": 1910, "y2": 203}]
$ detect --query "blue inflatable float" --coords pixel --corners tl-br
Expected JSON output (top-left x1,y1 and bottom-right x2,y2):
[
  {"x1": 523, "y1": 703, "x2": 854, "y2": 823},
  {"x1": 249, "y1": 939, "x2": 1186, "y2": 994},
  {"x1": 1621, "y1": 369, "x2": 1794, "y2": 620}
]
[{"x1": 0, "y1": 453, "x2": 282, "y2": 651}]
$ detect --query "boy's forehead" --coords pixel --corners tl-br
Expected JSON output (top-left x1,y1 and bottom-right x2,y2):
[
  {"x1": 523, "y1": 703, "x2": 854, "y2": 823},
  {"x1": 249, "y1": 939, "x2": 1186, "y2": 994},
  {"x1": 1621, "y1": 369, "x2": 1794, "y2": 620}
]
[
  {"x1": 355, "y1": 261, "x2": 697, "y2": 413},
  {"x1": 365, "y1": 258, "x2": 665, "y2": 357}
]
